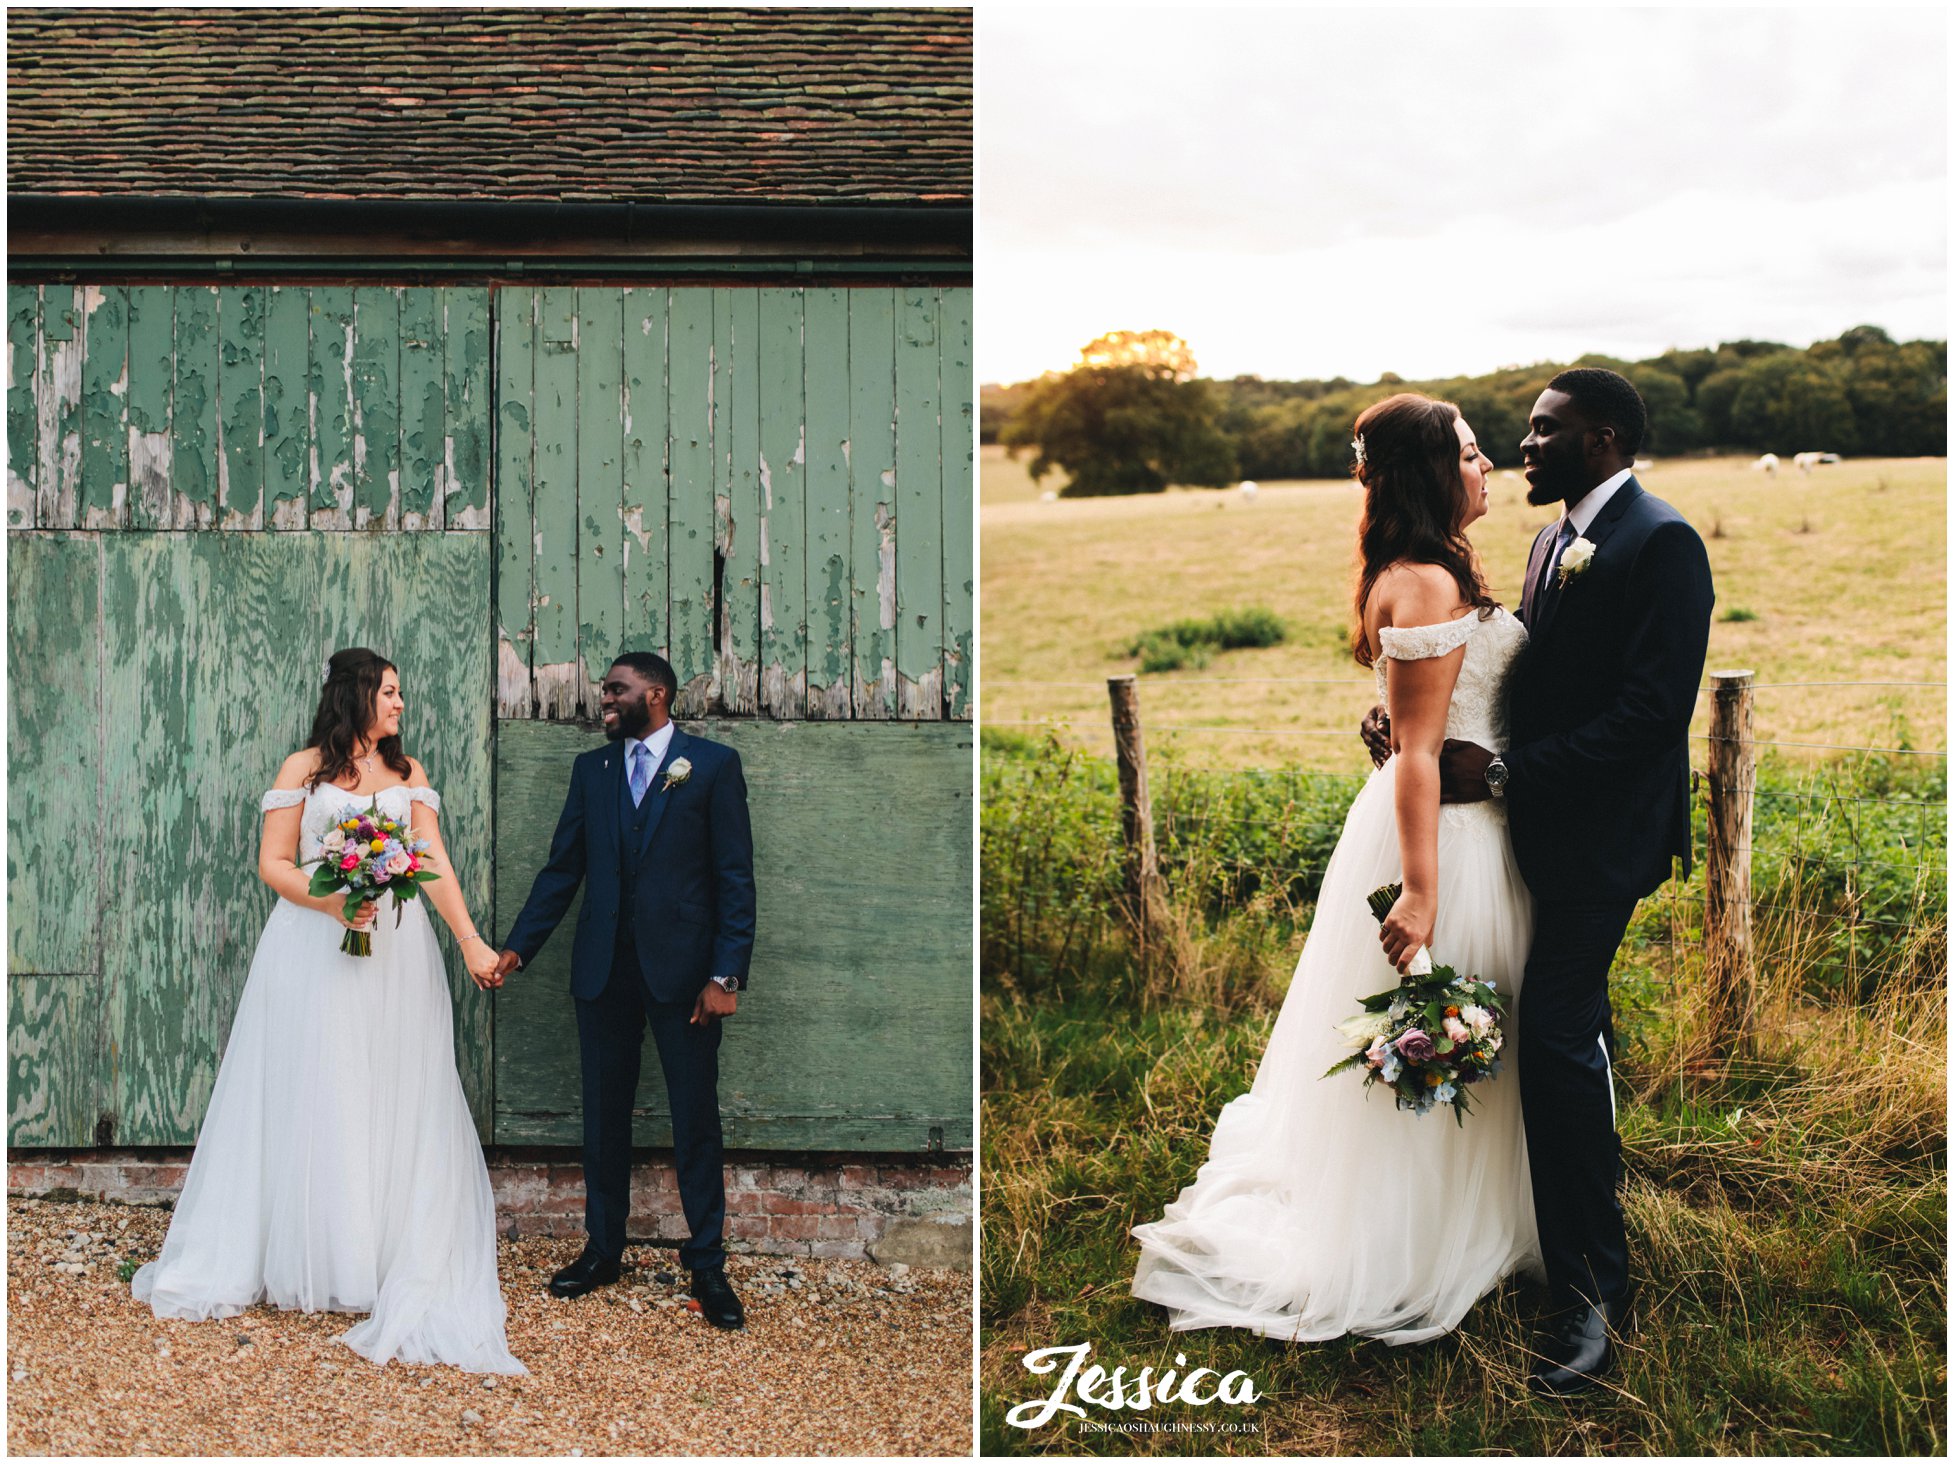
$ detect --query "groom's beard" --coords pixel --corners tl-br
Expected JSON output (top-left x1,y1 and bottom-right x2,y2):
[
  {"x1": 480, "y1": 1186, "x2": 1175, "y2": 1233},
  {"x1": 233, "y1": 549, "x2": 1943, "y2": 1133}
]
[{"x1": 605, "y1": 700, "x2": 653, "y2": 741}]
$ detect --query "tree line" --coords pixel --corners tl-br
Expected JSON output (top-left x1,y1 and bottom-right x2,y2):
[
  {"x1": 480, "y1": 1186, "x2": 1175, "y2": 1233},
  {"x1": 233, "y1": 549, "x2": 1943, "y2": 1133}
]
[{"x1": 987, "y1": 326, "x2": 1946, "y2": 495}]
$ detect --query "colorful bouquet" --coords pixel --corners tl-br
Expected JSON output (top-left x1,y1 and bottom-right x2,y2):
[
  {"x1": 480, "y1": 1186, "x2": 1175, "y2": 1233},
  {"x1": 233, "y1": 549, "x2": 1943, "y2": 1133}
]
[
  {"x1": 1321, "y1": 883, "x2": 1508, "y2": 1126},
  {"x1": 305, "y1": 798, "x2": 440, "y2": 956}
]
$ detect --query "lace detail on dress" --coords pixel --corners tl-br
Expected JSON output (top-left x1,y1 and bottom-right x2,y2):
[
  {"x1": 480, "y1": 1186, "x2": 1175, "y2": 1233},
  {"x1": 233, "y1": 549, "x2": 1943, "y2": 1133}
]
[
  {"x1": 403, "y1": 786, "x2": 441, "y2": 813},
  {"x1": 259, "y1": 789, "x2": 309, "y2": 812},
  {"x1": 1378, "y1": 613, "x2": 1484, "y2": 662},
  {"x1": 1373, "y1": 607, "x2": 1528, "y2": 752}
]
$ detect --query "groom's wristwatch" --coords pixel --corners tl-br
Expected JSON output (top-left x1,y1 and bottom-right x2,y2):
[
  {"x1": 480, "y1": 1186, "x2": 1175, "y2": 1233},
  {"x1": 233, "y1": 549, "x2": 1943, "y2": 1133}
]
[
  {"x1": 1484, "y1": 755, "x2": 1509, "y2": 799},
  {"x1": 711, "y1": 974, "x2": 741, "y2": 994}
]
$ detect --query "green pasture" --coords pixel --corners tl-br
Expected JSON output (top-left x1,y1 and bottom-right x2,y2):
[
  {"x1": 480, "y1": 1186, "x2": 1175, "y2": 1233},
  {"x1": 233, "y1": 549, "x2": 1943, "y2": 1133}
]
[{"x1": 980, "y1": 448, "x2": 1946, "y2": 772}]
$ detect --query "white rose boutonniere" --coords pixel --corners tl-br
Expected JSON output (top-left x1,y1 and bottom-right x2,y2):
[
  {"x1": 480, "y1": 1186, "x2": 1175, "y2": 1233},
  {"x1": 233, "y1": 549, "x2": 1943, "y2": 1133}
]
[
  {"x1": 661, "y1": 756, "x2": 693, "y2": 791},
  {"x1": 1557, "y1": 536, "x2": 1597, "y2": 588}
]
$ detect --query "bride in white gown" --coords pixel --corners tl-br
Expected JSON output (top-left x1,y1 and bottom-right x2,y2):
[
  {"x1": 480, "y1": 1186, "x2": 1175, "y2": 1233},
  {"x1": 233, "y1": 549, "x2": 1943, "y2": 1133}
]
[
  {"x1": 1132, "y1": 394, "x2": 1543, "y2": 1344},
  {"x1": 133, "y1": 648, "x2": 525, "y2": 1375}
]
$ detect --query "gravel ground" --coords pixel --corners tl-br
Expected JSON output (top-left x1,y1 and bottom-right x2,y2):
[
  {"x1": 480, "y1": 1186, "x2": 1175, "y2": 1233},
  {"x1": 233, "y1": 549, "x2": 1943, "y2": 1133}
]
[{"x1": 7, "y1": 1197, "x2": 972, "y2": 1456}]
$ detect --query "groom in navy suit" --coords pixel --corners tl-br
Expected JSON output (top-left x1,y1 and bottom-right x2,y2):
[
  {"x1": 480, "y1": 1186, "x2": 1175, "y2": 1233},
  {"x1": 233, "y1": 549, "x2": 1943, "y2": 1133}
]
[
  {"x1": 1366, "y1": 369, "x2": 1713, "y2": 1394},
  {"x1": 497, "y1": 651, "x2": 756, "y2": 1327}
]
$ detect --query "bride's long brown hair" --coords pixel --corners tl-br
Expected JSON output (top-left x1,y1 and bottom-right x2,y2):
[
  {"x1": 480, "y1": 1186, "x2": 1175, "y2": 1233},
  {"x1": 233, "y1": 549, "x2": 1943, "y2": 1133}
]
[
  {"x1": 306, "y1": 648, "x2": 412, "y2": 791},
  {"x1": 1349, "y1": 393, "x2": 1498, "y2": 668}
]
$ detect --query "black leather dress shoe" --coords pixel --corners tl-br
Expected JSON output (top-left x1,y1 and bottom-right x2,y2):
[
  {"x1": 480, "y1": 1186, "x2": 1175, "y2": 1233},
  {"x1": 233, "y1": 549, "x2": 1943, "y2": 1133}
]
[
  {"x1": 690, "y1": 1266, "x2": 745, "y2": 1329},
  {"x1": 549, "y1": 1247, "x2": 622, "y2": 1298},
  {"x1": 1527, "y1": 1296, "x2": 1631, "y2": 1397}
]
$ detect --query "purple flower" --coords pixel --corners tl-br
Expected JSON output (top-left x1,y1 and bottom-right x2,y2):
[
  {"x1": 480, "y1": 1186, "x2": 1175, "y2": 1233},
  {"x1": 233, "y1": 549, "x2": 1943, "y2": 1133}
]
[{"x1": 1396, "y1": 1028, "x2": 1436, "y2": 1063}]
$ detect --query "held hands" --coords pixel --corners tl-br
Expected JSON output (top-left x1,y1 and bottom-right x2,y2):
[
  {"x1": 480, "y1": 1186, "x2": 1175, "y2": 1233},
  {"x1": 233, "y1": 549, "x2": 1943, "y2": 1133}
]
[
  {"x1": 1379, "y1": 888, "x2": 1436, "y2": 974},
  {"x1": 494, "y1": 949, "x2": 521, "y2": 981},
  {"x1": 463, "y1": 939, "x2": 503, "y2": 991},
  {"x1": 691, "y1": 982, "x2": 737, "y2": 1026}
]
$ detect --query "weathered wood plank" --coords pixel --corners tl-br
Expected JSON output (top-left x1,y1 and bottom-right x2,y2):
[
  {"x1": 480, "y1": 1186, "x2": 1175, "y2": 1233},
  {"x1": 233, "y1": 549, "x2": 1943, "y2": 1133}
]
[
  {"x1": 620, "y1": 286, "x2": 669, "y2": 663},
  {"x1": 494, "y1": 286, "x2": 537, "y2": 716},
  {"x1": 170, "y1": 284, "x2": 219, "y2": 530},
  {"x1": 848, "y1": 289, "x2": 898, "y2": 719},
  {"x1": 894, "y1": 289, "x2": 944, "y2": 719},
  {"x1": 358, "y1": 533, "x2": 497, "y2": 1136},
  {"x1": 398, "y1": 287, "x2": 443, "y2": 531},
  {"x1": 444, "y1": 286, "x2": 492, "y2": 531},
  {"x1": 758, "y1": 288, "x2": 807, "y2": 719},
  {"x1": 576, "y1": 287, "x2": 626, "y2": 717},
  {"x1": 9, "y1": 974, "x2": 101, "y2": 1147},
  {"x1": 352, "y1": 286, "x2": 401, "y2": 531},
  {"x1": 263, "y1": 284, "x2": 311, "y2": 530},
  {"x1": 531, "y1": 286, "x2": 582, "y2": 720},
  {"x1": 7, "y1": 532, "x2": 103, "y2": 975},
  {"x1": 79, "y1": 284, "x2": 130, "y2": 529},
  {"x1": 7, "y1": 284, "x2": 37, "y2": 527},
  {"x1": 491, "y1": 719, "x2": 973, "y2": 1151},
  {"x1": 309, "y1": 285, "x2": 355, "y2": 530},
  {"x1": 667, "y1": 288, "x2": 717, "y2": 717},
  {"x1": 803, "y1": 287, "x2": 852, "y2": 719},
  {"x1": 717, "y1": 288, "x2": 760, "y2": 714},
  {"x1": 101, "y1": 532, "x2": 495, "y2": 1144},
  {"x1": 124, "y1": 285, "x2": 174, "y2": 531},
  {"x1": 217, "y1": 285, "x2": 266, "y2": 530},
  {"x1": 39, "y1": 284, "x2": 84, "y2": 530},
  {"x1": 940, "y1": 287, "x2": 975, "y2": 721}
]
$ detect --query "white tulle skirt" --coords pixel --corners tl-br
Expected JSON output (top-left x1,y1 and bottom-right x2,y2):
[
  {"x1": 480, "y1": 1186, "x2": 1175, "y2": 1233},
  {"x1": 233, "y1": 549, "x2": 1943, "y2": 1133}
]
[
  {"x1": 132, "y1": 895, "x2": 525, "y2": 1374},
  {"x1": 1131, "y1": 758, "x2": 1543, "y2": 1344}
]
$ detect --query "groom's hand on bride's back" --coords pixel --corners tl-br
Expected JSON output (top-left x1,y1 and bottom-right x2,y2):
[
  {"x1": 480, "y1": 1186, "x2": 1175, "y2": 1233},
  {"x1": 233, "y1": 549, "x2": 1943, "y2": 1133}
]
[
  {"x1": 1360, "y1": 705, "x2": 1392, "y2": 768},
  {"x1": 1437, "y1": 740, "x2": 1494, "y2": 803}
]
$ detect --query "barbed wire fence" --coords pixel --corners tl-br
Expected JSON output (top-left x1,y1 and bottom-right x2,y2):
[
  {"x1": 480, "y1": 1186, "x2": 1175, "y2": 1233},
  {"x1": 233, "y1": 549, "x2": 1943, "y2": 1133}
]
[{"x1": 984, "y1": 671, "x2": 1947, "y2": 1052}]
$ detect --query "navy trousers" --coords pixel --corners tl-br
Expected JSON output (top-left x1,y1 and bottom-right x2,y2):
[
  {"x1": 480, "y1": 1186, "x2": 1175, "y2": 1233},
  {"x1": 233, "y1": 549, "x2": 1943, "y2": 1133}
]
[
  {"x1": 1518, "y1": 898, "x2": 1639, "y2": 1309},
  {"x1": 574, "y1": 926, "x2": 727, "y2": 1271}
]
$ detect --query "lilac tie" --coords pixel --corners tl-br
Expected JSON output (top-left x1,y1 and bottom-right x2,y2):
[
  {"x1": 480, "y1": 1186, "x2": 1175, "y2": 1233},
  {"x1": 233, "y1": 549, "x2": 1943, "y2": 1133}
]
[{"x1": 629, "y1": 743, "x2": 650, "y2": 807}]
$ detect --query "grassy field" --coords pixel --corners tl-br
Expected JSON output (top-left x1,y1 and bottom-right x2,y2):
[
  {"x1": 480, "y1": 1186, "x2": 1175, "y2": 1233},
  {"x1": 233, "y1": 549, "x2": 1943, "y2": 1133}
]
[
  {"x1": 978, "y1": 447, "x2": 1947, "y2": 1454},
  {"x1": 981, "y1": 446, "x2": 1946, "y2": 772}
]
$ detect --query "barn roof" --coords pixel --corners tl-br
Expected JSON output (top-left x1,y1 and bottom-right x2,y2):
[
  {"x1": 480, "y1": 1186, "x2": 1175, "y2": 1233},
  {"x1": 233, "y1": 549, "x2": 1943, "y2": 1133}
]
[{"x1": 6, "y1": 7, "x2": 972, "y2": 209}]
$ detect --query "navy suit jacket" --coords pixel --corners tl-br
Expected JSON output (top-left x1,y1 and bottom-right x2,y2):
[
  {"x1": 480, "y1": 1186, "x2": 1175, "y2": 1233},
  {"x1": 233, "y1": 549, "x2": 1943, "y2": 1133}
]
[
  {"x1": 502, "y1": 727, "x2": 756, "y2": 1003},
  {"x1": 1504, "y1": 478, "x2": 1715, "y2": 905}
]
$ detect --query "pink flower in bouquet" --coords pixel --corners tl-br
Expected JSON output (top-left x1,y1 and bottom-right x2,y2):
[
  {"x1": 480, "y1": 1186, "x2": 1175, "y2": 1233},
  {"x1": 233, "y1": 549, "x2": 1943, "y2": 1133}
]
[
  {"x1": 1364, "y1": 1035, "x2": 1390, "y2": 1070},
  {"x1": 384, "y1": 853, "x2": 411, "y2": 876},
  {"x1": 339, "y1": 852, "x2": 359, "y2": 870},
  {"x1": 1396, "y1": 1028, "x2": 1436, "y2": 1063},
  {"x1": 1443, "y1": 1016, "x2": 1470, "y2": 1044}
]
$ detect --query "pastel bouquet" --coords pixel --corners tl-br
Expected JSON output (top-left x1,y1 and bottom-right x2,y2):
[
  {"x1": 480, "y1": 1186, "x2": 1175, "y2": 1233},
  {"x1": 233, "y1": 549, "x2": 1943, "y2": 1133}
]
[
  {"x1": 1321, "y1": 883, "x2": 1508, "y2": 1126},
  {"x1": 306, "y1": 798, "x2": 440, "y2": 956}
]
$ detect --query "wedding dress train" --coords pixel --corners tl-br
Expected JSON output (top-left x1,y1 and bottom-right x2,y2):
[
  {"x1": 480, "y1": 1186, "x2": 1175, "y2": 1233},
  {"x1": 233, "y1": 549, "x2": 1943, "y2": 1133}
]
[
  {"x1": 1132, "y1": 608, "x2": 1543, "y2": 1344},
  {"x1": 132, "y1": 781, "x2": 524, "y2": 1374}
]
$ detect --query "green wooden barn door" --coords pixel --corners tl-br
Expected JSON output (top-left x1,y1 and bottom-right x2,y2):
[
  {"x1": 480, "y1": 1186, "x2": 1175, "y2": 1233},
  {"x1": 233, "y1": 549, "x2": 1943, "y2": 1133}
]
[
  {"x1": 490, "y1": 284, "x2": 974, "y2": 1151},
  {"x1": 8, "y1": 284, "x2": 496, "y2": 1146}
]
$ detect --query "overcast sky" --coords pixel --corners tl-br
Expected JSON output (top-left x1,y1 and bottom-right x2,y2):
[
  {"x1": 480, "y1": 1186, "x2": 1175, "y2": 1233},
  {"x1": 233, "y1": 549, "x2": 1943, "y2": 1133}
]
[{"x1": 979, "y1": 7, "x2": 1946, "y2": 384}]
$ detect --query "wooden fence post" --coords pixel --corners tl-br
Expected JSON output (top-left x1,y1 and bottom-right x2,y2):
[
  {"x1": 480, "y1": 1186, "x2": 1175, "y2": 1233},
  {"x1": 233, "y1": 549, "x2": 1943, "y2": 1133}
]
[
  {"x1": 1704, "y1": 668, "x2": 1757, "y2": 1055},
  {"x1": 1107, "y1": 675, "x2": 1165, "y2": 931}
]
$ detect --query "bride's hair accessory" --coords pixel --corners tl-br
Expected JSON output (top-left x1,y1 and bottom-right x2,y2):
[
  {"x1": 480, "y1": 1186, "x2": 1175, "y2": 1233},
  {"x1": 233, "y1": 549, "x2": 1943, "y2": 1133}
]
[{"x1": 1352, "y1": 433, "x2": 1367, "y2": 469}]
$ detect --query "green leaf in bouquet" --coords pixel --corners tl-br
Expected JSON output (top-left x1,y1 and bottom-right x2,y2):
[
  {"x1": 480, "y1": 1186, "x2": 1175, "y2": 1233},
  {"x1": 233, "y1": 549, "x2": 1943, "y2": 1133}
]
[
  {"x1": 308, "y1": 863, "x2": 342, "y2": 897},
  {"x1": 1435, "y1": 1037, "x2": 1454, "y2": 1055}
]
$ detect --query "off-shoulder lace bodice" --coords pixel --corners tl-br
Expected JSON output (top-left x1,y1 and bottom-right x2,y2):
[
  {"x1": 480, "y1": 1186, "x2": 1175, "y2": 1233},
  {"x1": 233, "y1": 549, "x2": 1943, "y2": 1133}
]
[
  {"x1": 259, "y1": 782, "x2": 441, "y2": 863},
  {"x1": 1374, "y1": 606, "x2": 1527, "y2": 751}
]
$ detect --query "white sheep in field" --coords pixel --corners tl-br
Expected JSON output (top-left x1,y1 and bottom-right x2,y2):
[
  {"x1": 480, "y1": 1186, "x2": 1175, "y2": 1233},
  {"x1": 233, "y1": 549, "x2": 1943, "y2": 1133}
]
[
  {"x1": 1239, "y1": 480, "x2": 1259, "y2": 502},
  {"x1": 1792, "y1": 451, "x2": 1838, "y2": 474},
  {"x1": 1752, "y1": 453, "x2": 1780, "y2": 474},
  {"x1": 1633, "y1": 458, "x2": 1654, "y2": 472}
]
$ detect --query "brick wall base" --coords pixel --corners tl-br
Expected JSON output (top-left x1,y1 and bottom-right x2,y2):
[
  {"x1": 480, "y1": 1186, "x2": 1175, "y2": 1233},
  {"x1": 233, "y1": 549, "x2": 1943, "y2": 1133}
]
[{"x1": 7, "y1": 1147, "x2": 973, "y2": 1268}]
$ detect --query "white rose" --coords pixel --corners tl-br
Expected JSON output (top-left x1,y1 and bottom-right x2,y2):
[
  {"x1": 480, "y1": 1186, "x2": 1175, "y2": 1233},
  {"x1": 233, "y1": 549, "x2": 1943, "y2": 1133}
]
[
  {"x1": 1559, "y1": 537, "x2": 1597, "y2": 582},
  {"x1": 662, "y1": 756, "x2": 693, "y2": 788},
  {"x1": 322, "y1": 828, "x2": 346, "y2": 853}
]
